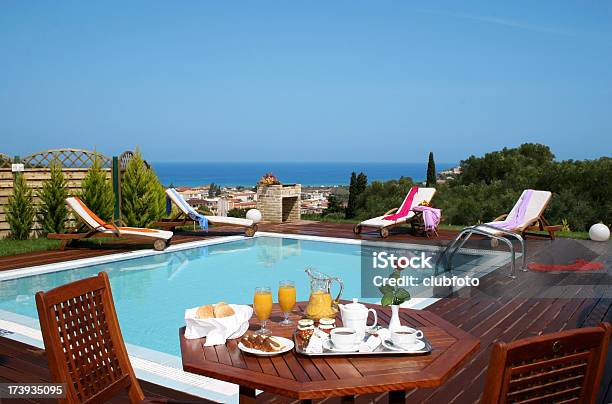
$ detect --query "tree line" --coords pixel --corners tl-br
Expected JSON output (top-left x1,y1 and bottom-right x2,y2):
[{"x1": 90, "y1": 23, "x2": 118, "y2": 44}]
[{"x1": 325, "y1": 144, "x2": 611, "y2": 232}]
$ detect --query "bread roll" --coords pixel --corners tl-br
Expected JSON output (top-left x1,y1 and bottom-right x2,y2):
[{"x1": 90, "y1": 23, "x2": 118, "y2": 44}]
[
  {"x1": 196, "y1": 305, "x2": 214, "y2": 319},
  {"x1": 213, "y1": 302, "x2": 235, "y2": 318}
]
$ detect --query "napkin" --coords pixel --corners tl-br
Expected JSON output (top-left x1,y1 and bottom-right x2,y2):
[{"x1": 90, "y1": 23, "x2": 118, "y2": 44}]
[
  {"x1": 305, "y1": 335, "x2": 324, "y2": 354},
  {"x1": 359, "y1": 335, "x2": 382, "y2": 352},
  {"x1": 184, "y1": 304, "x2": 253, "y2": 346},
  {"x1": 375, "y1": 328, "x2": 391, "y2": 341}
]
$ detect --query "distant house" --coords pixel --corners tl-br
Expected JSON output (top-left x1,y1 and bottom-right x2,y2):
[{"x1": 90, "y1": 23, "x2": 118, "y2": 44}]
[{"x1": 437, "y1": 166, "x2": 463, "y2": 183}]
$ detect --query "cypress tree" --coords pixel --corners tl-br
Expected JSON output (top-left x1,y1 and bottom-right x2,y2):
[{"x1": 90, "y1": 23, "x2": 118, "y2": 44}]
[
  {"x1": 426, "y1": 152, "x2": 436, "y2": 187},
  {"x1": 121, "y1": 149, "x2": 166, "y2": 227},
  {"x1": 80, "y1": 156, "x2": 114, "y2": 222},
  {"x1": 345, "y1": 171, "x2": 368, "y2": 219},
  {"x1": 37, "y1": 163, "x2": 69, "y2": 234},
  {"x1": 345, "y1": 172, "x2": 358, "y2": 219},
  {"x1": 6, "y1": 173, "x2": 36, "y2": 239},
  {"x1": 355, "y1": 172, "x2": 368, "y2": 213}
]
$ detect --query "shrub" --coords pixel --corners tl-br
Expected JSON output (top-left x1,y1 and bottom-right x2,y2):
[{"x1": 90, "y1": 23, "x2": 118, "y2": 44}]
[
  {"x1": 121, "y1": 150, "x2": 165, "y2": 227},
  {"x1": 6, "y1": 174, "x2": 36, "y2": 239},
  {"x1": 228, "y1": 208, "x2": 248, "y2": 218},
  {"x1": 80, "y1": 156, "x2": 114, "y2": 222},
  {"x1": 37, "y1": 163, "x2": 69, "y2": 234}
]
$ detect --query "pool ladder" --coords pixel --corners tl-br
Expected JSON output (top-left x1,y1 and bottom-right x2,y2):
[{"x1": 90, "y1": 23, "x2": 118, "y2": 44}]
[{"x1": 436, "y1": 224, "x2": 527, "y2": 279}]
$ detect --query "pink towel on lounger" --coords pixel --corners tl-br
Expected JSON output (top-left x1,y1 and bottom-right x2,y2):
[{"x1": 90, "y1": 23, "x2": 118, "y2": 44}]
[
  {"x1": 412, "y1": 205, "x2": 441, "y2": 231},
  {"x1": 384, "y1": 187, "x2": 419, "y2": 221}
]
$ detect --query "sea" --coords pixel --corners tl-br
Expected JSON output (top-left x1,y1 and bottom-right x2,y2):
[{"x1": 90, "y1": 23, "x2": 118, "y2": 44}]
[{"x1": 152, "y1": 162, "x2": 456, "y2": 187}]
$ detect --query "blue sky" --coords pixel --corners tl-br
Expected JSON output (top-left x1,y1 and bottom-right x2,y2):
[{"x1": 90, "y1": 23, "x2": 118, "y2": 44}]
[{"x1": 1, "y1": 1, "x2": 611, "y2": 163}]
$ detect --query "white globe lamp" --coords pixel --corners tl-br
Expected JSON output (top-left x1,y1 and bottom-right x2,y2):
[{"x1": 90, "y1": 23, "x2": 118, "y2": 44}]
[
  {"x1": 589, "y1": 223, "x2": 610, "y2": 242},
  {"x1": 246, "y1": 209, "x2": 262, "y2": 224}
]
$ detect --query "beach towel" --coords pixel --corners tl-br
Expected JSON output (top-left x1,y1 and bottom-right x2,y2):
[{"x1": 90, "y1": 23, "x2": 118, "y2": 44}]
[
  {"x1": 489, "y1": 189, "x2": 534, "y2": 230},
  {"x1": 168, "y1": 188, "x2": 209, "y2": 231},
  {"x1": 412, "y1": 205, "x2": 441, "y2": 232},
  {"x1": 384, "y1": 187, "x2": 419, "y2": 221}
]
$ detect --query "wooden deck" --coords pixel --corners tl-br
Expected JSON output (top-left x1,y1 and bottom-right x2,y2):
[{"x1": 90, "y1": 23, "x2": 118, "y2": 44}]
[{"x1": 1, "y1": 221, "x2": 611, "y2": 403}]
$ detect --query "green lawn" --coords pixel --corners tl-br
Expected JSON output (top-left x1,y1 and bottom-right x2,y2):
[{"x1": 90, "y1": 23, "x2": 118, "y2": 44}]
[
  {"x1": 0, "y1": 238, "x2": 61, "y2": 257},
  {"x1": 0, "y1": 237, "x2": 133, "y2": 257}
]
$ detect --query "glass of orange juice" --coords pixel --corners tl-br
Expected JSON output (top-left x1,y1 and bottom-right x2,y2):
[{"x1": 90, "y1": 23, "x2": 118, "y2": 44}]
[
  {"x1": 278, "y1": 280, "x2": 296, "y2": 325},
  {"x1": 253, "y1": 286, "x2": 273, "y2": 335}
]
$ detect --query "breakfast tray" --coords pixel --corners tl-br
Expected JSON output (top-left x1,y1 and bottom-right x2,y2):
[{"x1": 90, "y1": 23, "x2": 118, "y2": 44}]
[{"x1": 294, "y1": 332, "x2": 433, "y2": 357}]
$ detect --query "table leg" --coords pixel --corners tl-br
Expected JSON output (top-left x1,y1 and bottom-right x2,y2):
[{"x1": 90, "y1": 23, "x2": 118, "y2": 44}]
[
  {"x1": 388, "y1": 390, "x2": 405, "y2": 403},
  {"x1": 239, "y1": 386, "x2": 256, "y2": 404}
]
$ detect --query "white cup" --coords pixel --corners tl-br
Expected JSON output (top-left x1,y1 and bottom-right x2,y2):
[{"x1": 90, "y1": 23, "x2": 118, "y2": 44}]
[
  {"x1": 330, "y1": 327, "x2": 359, "y2": 349},
  {"x1": 390, "y1": 326, "x2": 423, "y2": 348}
]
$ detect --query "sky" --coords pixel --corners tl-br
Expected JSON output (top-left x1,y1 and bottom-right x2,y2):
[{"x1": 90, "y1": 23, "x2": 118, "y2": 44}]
[{"x1": 1, "y1": 1, "x2": 611, "y2": 163}]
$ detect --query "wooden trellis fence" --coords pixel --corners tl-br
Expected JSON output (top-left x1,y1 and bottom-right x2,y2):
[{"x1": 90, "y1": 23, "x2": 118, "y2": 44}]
[{"x1": 0, "y1": 148, "x2": 136, "y2": 238}]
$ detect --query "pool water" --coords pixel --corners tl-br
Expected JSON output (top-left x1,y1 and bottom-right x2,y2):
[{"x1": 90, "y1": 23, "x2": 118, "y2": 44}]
[{"x1": 0, "y1": 236, "x2": 501, "y2": 356}]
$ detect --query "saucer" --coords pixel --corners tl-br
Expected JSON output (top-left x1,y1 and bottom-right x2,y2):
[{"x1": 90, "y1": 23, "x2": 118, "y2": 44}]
[
  {"x1": 382, "y1": 339, "x2": 426, "y2": 352},
  {"x1": 323, "y1": 339, "x2": 360, "y2": 353}
]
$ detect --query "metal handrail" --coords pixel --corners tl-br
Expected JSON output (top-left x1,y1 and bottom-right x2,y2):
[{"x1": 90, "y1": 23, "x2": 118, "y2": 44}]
[{"x1": 436, "y1": 224, "x2": 526, "y2": 279}]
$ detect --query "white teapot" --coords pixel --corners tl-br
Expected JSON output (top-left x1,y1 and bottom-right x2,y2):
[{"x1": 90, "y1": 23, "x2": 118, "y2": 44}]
[{"x1": 338, "y1": 298, "x2": 378, "y2": 337}]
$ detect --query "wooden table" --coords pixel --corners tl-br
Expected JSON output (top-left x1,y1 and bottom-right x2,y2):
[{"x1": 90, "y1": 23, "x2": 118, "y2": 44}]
[{"x1": 180, "y1": 302, "x2": 479, "y2": 403}]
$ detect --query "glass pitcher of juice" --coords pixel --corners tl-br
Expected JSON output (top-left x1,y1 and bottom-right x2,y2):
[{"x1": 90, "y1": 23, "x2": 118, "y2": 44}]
[{"x1": 304, "y1": 268, "x2": 344, "y2": 320}]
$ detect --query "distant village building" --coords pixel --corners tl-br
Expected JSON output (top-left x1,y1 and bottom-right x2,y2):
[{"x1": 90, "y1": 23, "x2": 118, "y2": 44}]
[
  {"x1": 436, "y1": 166, "x2": 463, "y2": 184},
  {"x1": 301, "y1": 189, "x2": 330, "y2": 214},
  {"x1": 174, "y1": 186, "x2": 258, "y2": 216}
]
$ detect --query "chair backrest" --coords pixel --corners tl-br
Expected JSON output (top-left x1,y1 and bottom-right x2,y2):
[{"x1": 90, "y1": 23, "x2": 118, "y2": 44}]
[
  {"x1": 166, "y1": 188, "x2": 198, "y2": 217},
  {"x1": 66, "y1": 196, "x2": 107, "y2": 230},
  {"x1": 35, "y1": 272, "x2": 144, "y2": 404},
  {"x1": 397, "y1": 187, "x2": 437, "y2": 212},
  {"x1": 505, "y1": 189, "x2": 552, "y2": 229},
  {"x1": 481, "y1": 323, "x2": 611, "y2": 404}
]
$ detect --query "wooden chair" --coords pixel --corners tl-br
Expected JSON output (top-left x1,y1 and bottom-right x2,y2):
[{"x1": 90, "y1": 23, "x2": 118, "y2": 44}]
[
  {"x1": 35, "y1": 272, "x2": 145, "y2": 403},
  {"x1": 481, "y1": 322, "x2": 611, "y2": 404}
]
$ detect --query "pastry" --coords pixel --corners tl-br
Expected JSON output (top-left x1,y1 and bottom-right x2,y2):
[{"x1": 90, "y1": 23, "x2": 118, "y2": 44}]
[
  {"x1": 195, "y1": 305, "x2": 214, "y2": 319},
  {"x1": 240, "y1": 333, "x2": 284, "y2": 352},
  {"x1": 195, "y1": 302, "x2": 235, "y2": 318},
  {"x1": 213, "y1": 302, "x2": 235, "y2": 318}
]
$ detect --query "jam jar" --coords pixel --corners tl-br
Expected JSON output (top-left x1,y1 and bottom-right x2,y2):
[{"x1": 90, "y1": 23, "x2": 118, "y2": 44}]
[
  {"x1": 296, "y1": 319, "x2": 315, "y2": 347},
  {"x1": 318, "y1": 317, "x2": 336, "y2": 335}
]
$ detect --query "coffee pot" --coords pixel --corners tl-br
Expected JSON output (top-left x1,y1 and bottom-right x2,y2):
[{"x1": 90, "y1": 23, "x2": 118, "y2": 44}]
[{"x1": 338, "y1": 298, "x2": 378, "y2": 337}]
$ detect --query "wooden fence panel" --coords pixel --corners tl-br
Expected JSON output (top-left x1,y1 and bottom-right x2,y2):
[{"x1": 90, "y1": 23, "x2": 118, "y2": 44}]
[{"x1": 0, "y1": 168, "x2": 111, "y2": 238}]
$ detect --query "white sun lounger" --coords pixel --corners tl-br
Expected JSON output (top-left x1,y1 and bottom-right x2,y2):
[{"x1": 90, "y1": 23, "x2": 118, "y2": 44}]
[
  {"x1": 155, "y1": 188, "x2": 258, "y2": 237},
  {"x1": 48, "y1": 197, "x2": 173, "y2": 251},
  {"x1": 440, "y1": 189, "x2": 554, "y2": 278},
  {"x1": 353, "y1": 187, "x2": 437, "y2": 238}
]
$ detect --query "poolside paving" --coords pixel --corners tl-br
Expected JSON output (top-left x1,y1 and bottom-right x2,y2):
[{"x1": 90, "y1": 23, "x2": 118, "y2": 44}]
[{"x1": 0, "y1": 221, "x2": 610, "y2": 403}]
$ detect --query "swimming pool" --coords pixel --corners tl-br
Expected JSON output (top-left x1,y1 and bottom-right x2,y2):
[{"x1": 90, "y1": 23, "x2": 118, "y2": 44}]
[{"x1": 0, "y1": 233, "x2": 508, "y2": 358}]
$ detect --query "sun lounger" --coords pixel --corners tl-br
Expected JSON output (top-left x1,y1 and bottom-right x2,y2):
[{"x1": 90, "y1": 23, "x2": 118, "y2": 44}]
[
  {"x1": 48, "y1": 197, "x2": 173, "y2": 251},
  {"x1": 440, "y1": 189, "x2": 555, "y2": 278},
  {"x1": 154, "y1": 188, "x2": 258, "y2": 237},
  {"x1": 353, "y1": 187, "x2": 436, "y2": 238}
]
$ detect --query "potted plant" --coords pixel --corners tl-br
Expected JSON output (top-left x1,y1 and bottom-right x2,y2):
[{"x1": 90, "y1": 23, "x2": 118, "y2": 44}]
[
  {"x1": 257, "y1": 172, "x2": 281, "y2": 186},
  {"x1": 379, "y1": 269, "x2": 411, "y2": 331}
]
